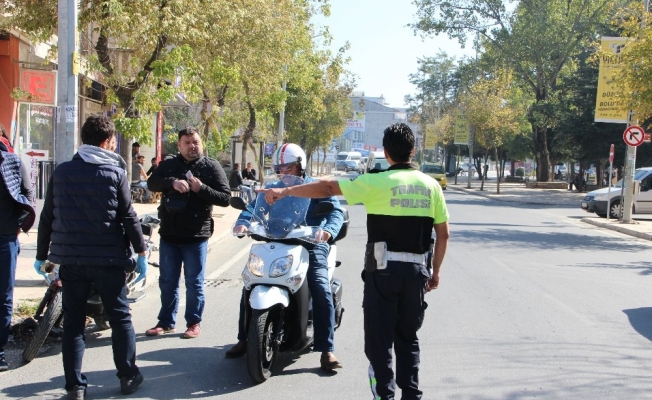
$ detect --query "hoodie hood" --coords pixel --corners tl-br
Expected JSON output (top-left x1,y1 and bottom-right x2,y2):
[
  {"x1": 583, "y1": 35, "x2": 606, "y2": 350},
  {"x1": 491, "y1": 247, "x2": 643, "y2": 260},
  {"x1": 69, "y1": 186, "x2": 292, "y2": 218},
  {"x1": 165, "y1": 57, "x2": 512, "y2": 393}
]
[{"x1": 77, "y1": 144, "x2": 127, "y2": 172}]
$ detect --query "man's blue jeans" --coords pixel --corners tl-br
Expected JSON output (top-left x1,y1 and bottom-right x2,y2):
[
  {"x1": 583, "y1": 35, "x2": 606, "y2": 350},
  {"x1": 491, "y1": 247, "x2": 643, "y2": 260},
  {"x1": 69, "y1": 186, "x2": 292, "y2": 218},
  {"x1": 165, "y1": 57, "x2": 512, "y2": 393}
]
[
  {"x1": 157, "y1": 239, "x2": 207, "y2": 328},
  {"x1": 59, "y1": 265, "x2": 139, "y2": 391},
  {"x1": 237, "y1": 242, "x2": 335, "y2": 352},
  {"x1": 0, "y1": 233, "x2": 18, "y2": 357}
]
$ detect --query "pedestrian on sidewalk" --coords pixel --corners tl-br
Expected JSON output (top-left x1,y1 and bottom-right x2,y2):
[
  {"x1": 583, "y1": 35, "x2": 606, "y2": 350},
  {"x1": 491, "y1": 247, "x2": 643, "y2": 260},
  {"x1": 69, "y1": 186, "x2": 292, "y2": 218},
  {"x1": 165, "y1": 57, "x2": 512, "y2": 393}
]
[
  {"x1": 261, "y1": 123, "x2": 450, "y2": 400},
  {"x1": 35, "y1": 115, "x2": 148, "y2": 399},
  {"x1": 145, "y1": 127, "x2": 230, "y2": 339},
  {"x1": 0, "y1": 139, "x2": 35, "y2": 372}
]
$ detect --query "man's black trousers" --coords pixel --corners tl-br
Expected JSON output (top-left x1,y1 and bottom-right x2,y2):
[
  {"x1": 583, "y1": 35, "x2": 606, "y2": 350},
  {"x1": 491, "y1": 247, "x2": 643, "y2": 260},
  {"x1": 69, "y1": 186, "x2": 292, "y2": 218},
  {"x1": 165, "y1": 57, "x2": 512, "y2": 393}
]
[{"x1": 363, "y1": 261, "x2": 430, "y2": 400}]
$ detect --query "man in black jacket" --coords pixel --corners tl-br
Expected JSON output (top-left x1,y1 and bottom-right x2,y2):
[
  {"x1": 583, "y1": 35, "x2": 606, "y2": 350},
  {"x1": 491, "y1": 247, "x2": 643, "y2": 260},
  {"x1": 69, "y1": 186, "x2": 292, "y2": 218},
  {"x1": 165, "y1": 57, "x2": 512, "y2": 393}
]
[
  {"x1": 146, "y1": 127, "x2": 230, "y2": 339},
  {"x1": 242, "y1": 162, "x2": 256, "y2": 180},
  {"x1": 229, "y1": 163, "x2": 253, "y2": 202},
  {"x1": 36, "y1": 115, "x2": 148, "y2": 400}
]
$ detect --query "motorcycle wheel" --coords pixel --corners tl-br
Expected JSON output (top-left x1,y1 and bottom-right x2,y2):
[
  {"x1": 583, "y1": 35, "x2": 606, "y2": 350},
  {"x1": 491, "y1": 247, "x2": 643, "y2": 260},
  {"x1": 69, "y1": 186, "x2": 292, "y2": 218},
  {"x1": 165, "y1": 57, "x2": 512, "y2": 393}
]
[
  {"x1": 22, "y1": 288, "x2": 63, "y2": 362},
  {"x1": 246, "y1": 309, "x2": 278, "y2": 383}
]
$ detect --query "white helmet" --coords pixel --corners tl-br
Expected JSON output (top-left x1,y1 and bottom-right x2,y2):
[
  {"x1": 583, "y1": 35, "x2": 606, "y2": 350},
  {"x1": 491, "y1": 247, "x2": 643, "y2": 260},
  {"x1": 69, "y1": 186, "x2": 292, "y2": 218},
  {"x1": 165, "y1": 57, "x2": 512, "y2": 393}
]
[{"x1": 272, "y1": 143, "x2": 306, "y2": 171}]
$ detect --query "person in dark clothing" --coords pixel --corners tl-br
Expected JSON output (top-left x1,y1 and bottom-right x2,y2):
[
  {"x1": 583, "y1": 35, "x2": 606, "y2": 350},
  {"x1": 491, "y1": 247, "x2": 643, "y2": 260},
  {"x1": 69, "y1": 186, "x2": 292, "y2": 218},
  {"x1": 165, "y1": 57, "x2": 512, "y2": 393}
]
[
  {"x1": 146, "y1": 157, "x2": 158, "y2": 176},
  {"x1": 242, "y1": 162, "x2": 256, "y2": 180},
  {"x1": 35, "y1": 115, "x2": 147, "y2": 400},
  {"x1": 229, "y1": 163, "x2": 253, "y2": 202},
  {"x1": 145, "y1": 127, "x2": 231, "y2": 339},
  {"x1": 0, "y1": 139, "x2": 35, "y2": 372}
]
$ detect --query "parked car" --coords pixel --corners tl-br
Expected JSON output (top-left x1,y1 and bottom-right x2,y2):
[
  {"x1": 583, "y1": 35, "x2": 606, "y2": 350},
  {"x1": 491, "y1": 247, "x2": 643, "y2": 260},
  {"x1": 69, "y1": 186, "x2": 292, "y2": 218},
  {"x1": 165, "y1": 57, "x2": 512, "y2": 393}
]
[
  {"x1": 581, "y1": 167, "x2": 652, "y2": 218},
  {"x1": 337, "y1": 160, "x2": 359, "y2": 172},
  {"x1": 457, "y1": 162, "x2": 477, "y2": 175},
  {"x1": 421, "y1": 163, "x2": 447, "y2": 190},
  {"x1": 554, "y1": 164, "x2": 568, "y2": 179},
  {"x1": 366, "y1": 151, "x2": 389, "y2": 173}
]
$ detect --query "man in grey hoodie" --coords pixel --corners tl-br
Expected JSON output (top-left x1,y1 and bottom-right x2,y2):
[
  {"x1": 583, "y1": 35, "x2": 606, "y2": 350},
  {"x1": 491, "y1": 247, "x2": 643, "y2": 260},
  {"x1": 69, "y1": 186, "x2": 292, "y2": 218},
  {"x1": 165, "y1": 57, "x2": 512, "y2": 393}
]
[{"x1": 36, "y1": 115, "x2": 147, "y2": 400}]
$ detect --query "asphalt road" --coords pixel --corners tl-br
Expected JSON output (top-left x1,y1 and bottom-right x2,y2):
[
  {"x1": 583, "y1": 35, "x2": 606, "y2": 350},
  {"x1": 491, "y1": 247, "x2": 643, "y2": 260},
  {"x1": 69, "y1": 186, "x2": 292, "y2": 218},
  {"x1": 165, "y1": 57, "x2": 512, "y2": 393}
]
[{"x1": 3, "y1": 180, "x2": 652, "y2": 399}]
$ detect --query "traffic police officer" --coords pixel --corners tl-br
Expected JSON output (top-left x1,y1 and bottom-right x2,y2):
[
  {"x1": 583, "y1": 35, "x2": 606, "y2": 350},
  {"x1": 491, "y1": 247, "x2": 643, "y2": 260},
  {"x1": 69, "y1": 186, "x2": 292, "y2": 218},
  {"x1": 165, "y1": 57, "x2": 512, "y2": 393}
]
[{"x1": 262, "y1": 123, "x2": 450, "y2": 400}]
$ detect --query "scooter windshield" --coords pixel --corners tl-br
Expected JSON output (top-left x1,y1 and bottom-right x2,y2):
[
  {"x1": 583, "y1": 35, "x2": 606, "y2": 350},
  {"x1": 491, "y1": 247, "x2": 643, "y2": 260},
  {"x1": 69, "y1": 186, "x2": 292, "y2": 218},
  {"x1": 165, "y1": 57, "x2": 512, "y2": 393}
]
[{"x1": 248, "y1": 175, "x2": 312, "y2": 240}]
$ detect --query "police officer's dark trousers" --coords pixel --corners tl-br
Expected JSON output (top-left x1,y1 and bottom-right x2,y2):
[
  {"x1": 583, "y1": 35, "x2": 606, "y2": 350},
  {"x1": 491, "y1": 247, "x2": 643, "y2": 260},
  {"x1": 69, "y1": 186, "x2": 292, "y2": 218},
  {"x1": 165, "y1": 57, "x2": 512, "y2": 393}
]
[{"x1": 364, "y1": 261, "x2": 429, "y2": 400}]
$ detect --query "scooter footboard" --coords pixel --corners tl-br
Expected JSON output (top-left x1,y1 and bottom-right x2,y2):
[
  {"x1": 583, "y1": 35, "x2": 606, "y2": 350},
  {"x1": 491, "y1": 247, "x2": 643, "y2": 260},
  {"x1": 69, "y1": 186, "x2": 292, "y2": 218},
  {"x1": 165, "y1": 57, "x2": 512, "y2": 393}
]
[{"x1": 249, "y1": 285, "x2": 290, "y2": 309}]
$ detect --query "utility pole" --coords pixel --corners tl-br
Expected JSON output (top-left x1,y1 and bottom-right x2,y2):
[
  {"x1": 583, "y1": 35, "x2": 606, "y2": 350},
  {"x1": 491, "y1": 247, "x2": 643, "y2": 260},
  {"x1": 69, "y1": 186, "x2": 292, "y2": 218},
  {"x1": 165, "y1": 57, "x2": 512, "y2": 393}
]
[
  {"x1": 622, "y1": 0, "x2": 649, "y2": 222},
  {"x1": 55, "y1": 0, "x2": 79, "y2": 165},
  {"x1": 277, "y1": 65, "x2": 288, "y2": 150}
]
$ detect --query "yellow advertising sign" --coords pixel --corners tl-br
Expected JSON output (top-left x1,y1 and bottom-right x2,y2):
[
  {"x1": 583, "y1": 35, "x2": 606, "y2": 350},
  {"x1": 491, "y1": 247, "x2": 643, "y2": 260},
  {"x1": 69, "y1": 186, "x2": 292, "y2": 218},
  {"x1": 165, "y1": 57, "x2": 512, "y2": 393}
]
[
  {"x1": 454, "y1": 109, "x2": 469, "y2": 145},
  {"x1": 595, "y1": 37, "x2": 628, "y2": 123},
  {"x1": 424, "y1": 124, "x2": 436, "y2": 149}
]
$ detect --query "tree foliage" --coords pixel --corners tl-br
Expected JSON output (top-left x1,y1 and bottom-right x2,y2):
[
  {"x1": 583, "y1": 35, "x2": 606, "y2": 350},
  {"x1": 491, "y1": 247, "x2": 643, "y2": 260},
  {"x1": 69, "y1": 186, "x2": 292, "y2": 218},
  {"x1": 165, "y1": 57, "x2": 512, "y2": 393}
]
[{"x1": 411, "y1": 0, "x2": 622, "y2": 181}]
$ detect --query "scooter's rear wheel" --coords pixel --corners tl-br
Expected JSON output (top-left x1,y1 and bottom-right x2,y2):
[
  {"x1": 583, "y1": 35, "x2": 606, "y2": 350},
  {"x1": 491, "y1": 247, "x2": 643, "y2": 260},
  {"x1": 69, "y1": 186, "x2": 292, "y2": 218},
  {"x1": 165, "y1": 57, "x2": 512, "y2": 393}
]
[{"x1": 246, "y1": 309, "x2": 278, "y2": 383}]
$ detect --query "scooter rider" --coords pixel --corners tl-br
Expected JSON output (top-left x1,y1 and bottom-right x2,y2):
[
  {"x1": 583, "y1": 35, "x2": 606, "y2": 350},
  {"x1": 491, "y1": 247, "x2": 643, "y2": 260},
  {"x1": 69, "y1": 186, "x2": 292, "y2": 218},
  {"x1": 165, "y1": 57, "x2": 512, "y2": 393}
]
[{"x1": 225, "y1": 143, "x2": 345, "y2": 371}]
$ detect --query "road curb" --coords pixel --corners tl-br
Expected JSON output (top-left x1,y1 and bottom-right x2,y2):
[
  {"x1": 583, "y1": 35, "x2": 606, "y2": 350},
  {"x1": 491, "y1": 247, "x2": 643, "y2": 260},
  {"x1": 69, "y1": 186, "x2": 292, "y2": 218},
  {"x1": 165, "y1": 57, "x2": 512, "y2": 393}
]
[
  {"x1": 580, "y1": 218, "x2": 652, "y2": 241},
  {"x1": 447, "y1": 185, "x2": 567, "y2": 206}
]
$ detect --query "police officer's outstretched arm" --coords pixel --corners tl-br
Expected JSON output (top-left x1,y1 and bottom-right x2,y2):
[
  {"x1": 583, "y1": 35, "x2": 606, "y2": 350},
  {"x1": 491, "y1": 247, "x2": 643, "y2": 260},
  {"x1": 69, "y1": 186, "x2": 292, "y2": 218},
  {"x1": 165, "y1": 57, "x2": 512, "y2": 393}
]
[{"x1": 428, "y1": 221, "x2": 450, "y2": 292}]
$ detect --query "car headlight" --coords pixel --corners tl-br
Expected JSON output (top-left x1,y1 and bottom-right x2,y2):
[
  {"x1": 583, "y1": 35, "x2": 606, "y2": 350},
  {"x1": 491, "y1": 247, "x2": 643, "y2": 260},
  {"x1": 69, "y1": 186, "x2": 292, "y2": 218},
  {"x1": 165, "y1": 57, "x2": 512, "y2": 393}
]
[
  {"x1": 269, "y1": 255, "x2": 293, "y2": 278},
  {"x1": 593, "y1": 194, "x2": 606, "y2": 201},
  {"x1": 247, "y1": 253, "x2": 264, "y2": 277}
]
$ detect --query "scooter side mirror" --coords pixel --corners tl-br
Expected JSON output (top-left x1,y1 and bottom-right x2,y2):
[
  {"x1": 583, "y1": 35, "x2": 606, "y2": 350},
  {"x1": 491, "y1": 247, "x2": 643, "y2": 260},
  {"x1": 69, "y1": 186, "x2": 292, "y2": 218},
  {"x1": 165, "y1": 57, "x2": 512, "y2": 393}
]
[
  {"x1": 230, "y1": 196, "x2": 248, "y2": 211},
  {"x1": 313, "y1": 201, "x2": 334, "y2": 215}
]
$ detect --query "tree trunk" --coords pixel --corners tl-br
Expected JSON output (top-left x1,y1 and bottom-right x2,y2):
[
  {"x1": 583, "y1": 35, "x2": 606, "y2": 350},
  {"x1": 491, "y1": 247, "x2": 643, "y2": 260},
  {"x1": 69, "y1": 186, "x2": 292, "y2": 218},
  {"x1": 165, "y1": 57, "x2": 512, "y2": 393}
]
[
  {"x1": 534, "y1": 125, "x2": 551, "y2": 182},
  {"x1": 241, "y1": 101, "x2": 256, "y2": 167},
  {"x1": 480, "y1": 154, "x2": 487, "y2": 191},
  {"x1": 494, "y1": 147, "x2": 500, "y2": 194}
]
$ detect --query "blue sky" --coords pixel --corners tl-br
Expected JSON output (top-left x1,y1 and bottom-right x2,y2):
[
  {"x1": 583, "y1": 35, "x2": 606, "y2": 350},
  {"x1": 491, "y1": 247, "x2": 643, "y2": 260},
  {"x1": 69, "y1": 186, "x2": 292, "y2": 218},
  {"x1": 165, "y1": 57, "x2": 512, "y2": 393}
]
[{"x1": 312, "y1": 0, "x2": 475, "y2": 108}]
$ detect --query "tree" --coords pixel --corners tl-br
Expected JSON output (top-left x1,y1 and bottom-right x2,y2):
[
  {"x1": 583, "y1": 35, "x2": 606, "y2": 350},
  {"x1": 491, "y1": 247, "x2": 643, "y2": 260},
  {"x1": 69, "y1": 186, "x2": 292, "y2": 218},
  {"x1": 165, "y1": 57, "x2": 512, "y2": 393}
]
[
  {"x1": 411, "y1": 0, "x2": 622, "y2": 181},
  {"x1": 284, "y1": 42, "x2": 354, "y2": 172},
  {"x1": 459, "y1": 68, "x2": 525, "y2": 193}
]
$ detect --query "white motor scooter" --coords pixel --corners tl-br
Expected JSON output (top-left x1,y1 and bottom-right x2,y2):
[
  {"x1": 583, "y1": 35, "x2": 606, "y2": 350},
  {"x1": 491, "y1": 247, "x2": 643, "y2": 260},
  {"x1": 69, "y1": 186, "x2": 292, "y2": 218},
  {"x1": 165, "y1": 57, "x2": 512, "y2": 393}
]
[{"x1": 229, "y1": 176, "x2": 348, "y2": 383}]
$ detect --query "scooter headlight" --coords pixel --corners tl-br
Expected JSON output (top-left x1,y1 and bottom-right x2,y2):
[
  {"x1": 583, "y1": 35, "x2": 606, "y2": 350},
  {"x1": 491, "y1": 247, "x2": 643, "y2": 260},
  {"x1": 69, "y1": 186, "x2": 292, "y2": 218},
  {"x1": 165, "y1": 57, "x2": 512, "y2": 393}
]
[
  {"x1": 286, "y1": 272, "x2": 305, "y2": 288},
  {"x1": 269, "y1": 255, "x2": 293, "y2": 278},
  {"x1": 247, "y1": 253, "x2": 264, "y2": 277}
]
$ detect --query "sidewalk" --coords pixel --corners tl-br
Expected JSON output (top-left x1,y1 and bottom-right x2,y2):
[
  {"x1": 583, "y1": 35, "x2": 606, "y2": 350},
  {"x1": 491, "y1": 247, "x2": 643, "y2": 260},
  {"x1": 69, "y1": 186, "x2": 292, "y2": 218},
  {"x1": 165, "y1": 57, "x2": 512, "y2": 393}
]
[
  {"x1": 448, "y1": 179, "x2": 652, "y2": 241},
  {"x1": 13, "y1": 201, "x2": 243, "y2": 304}
]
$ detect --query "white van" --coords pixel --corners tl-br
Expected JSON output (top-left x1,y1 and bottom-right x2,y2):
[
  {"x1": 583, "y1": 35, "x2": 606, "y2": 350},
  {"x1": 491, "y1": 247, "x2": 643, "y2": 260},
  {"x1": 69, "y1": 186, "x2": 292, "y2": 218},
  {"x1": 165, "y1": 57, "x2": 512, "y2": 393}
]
[
  {"x1": 366, "y1": 151, "x2": 389, "y2": 173},
  {"x1": 581, "y1": 167, "x2": 652, "y2": 218}
]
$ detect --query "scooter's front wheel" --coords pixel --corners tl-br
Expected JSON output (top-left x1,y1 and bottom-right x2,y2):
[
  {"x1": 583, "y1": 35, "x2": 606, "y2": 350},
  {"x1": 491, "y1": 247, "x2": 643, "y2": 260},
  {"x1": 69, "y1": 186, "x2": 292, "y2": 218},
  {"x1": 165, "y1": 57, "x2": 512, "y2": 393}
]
[{"x1": 246, "y1": 309, "x2": 278, "y2": 383}]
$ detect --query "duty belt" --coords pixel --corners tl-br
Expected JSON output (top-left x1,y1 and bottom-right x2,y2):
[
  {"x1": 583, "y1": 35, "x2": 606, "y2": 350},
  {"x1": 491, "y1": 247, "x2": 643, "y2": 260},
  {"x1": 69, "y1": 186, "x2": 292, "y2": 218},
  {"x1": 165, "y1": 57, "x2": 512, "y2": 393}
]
[{"x1": 386, "y1": 251, "x2": 426, "y2": 265}]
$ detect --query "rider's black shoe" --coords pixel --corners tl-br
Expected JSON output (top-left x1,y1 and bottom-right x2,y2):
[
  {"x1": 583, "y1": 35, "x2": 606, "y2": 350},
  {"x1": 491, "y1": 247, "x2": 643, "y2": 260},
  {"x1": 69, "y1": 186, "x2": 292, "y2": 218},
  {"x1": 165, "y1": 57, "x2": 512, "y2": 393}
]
[{"x1": 225, "y1": 340, "x2": 247, "y2": 358}]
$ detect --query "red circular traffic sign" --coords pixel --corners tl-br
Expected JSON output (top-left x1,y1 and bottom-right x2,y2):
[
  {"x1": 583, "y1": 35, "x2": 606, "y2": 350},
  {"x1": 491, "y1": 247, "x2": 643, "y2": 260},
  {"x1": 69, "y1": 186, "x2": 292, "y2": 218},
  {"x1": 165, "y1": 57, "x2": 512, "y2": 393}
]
[{"x1": 623, "y1": 125, "x2": 646, "y2": 147}]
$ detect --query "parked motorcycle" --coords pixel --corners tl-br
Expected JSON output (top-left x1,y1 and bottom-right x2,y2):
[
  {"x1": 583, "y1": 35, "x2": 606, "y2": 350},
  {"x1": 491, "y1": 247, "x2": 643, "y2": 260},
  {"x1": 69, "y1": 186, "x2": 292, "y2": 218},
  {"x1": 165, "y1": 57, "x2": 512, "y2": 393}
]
[
  {"x1": 229, "y1": 175, "x2": 349, "y2": 383},
  {"x1": 21, "y1": 215, "x2": 161, "y2": 363}
]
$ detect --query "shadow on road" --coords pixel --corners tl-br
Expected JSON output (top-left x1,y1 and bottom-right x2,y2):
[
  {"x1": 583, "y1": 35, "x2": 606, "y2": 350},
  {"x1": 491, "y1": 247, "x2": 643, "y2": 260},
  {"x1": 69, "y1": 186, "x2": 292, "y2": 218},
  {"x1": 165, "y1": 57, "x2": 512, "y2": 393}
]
[{"x1": 623, "y1": 308, "x2": 652, "y2": 342}]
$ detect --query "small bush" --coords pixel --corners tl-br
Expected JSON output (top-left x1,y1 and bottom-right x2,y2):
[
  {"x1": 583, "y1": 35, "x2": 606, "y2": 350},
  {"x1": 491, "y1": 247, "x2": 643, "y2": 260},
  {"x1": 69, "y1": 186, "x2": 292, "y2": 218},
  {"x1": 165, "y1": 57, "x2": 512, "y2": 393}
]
[{"x1": 515, "y1": 167, "x2": 525, "y2": 177}]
